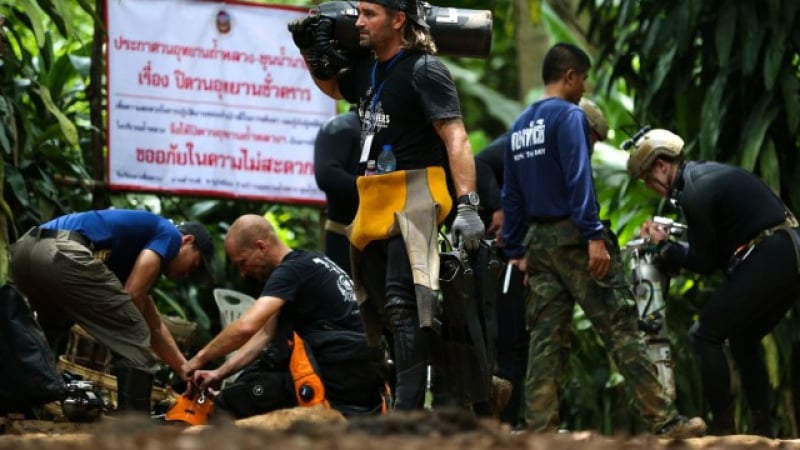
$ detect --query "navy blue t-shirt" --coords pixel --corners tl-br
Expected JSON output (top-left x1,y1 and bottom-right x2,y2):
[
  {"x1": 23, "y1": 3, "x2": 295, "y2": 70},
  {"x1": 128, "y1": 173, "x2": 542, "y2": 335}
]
[
  {"x1": 42, "y1": 209, "x2": 181, "y2": 283},
  {"x1": 501, "y1": 97, "x2": 603, "y2": 258},
  {"x1": 260, "y1": 250, "x2": 362, "y2": 335}
]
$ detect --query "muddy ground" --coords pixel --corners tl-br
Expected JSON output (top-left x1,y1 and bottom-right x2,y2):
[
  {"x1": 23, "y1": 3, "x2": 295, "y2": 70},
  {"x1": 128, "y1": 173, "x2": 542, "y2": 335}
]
[{"x1": 2, "y1": 407, "x2": 798, "y2": 450}]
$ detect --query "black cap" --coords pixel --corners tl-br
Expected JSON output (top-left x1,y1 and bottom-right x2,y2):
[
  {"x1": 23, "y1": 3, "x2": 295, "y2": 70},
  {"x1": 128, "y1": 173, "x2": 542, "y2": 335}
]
[
  {"x1": 177, "y1": 222, "x2": 215, "y2": 285},
  {"x1": 360, "y1": 0, "x2": 429, "y2": 29}
]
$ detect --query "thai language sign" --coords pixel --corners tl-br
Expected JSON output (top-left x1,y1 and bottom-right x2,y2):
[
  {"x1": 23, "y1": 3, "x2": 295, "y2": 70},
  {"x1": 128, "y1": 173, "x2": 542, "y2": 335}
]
[{"x1": 106, "y1": 0, "x2": 334, "y2": 204}]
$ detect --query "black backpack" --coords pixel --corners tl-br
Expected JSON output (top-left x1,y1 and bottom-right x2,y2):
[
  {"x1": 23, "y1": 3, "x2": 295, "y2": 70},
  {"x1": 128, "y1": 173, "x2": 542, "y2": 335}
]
[{"x1": 0, "y1": 284, "x2": 65, "y2": 411}]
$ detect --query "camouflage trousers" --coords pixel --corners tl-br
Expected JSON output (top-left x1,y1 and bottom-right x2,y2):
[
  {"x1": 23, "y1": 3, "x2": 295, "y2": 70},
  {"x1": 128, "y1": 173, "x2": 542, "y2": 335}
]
[{"x1": 522, "y1": 219, "x2": 676, "y2": 432}]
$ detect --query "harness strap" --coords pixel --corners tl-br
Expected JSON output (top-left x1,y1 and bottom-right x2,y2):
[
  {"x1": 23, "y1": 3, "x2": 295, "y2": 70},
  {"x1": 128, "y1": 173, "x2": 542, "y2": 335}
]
[{"x1": 732, "y1": 212, "x2": 800, "y2": 275}]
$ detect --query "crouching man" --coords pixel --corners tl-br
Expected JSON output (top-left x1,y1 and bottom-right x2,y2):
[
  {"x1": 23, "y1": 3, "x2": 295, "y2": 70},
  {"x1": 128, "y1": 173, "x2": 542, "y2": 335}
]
[{"x1": 183, "y1": 214, "x2": 385, "y2": 418}]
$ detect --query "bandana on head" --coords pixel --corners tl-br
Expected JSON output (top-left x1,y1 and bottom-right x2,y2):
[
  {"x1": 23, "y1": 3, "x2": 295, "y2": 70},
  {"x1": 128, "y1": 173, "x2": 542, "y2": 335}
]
[{"x1": 358, "y1": 0, "x2": 429, "y2": 29}]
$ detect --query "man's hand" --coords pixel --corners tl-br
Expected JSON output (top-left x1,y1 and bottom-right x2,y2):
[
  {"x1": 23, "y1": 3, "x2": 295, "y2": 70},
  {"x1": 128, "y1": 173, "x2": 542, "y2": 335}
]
[
  {"x1": 182, "y1": 356, "x2": 204, "y2": 380},
  {"x1": 640, "y1": 220, "x2": 669, "y2": 243},
  {"x1": 509, "y1": 257, "x2": 528, "y2": 287},
  {"x1": 487, "y1": 209, "x2": 504, "y2": 242},
  {"x1": 192, "y1": 369, "x2": 224, "y2": 391},
  {"x1": 588, "y1": 239, "x2": 611, "y2": 279},
  {"x1": 288, "y1": 15, "x2": 317, "y2": 54},
  {"x1": 451, "y1": 204, "x2": 485, "y2": 251}
]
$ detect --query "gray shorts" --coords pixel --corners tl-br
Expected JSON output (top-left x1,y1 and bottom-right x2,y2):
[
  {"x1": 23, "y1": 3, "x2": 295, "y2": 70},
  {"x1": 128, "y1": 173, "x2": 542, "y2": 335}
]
[{"x1": 10, "y1": 228, "x2": 154, "y2": 371}]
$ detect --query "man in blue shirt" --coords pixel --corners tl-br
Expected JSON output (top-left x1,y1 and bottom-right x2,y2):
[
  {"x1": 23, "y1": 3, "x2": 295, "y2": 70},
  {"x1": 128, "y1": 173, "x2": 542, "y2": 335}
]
[
  {"x1": 474, "y1": 97, "x2": 610, "y2": 427},
  {"x1": 10, "y1": 209, "x2": 214, "y2": 413},
  {"x1": 501, "y1": 43, "x2": 705, "y2": 438}
]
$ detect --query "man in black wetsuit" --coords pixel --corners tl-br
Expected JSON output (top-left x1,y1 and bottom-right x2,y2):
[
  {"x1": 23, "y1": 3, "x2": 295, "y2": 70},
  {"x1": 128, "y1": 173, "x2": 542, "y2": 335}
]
[
  {"x1": 628, "y1": 128, "x2": 800, "y2": 437},
  {"x1": 314, "y1": 110, "x2": 361, "y2": 275}
]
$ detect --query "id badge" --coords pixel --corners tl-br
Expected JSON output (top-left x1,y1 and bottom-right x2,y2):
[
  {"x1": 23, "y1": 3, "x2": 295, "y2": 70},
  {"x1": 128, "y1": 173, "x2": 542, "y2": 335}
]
[{"x1": 360, "y1": 133, "x2": 374, "y2": 163}]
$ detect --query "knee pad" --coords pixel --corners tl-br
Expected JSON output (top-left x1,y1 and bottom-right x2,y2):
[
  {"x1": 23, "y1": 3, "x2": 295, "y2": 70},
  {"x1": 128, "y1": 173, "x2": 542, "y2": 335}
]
[{"x1": 386, "y1": 298, "x2": 417, "y2": 331}]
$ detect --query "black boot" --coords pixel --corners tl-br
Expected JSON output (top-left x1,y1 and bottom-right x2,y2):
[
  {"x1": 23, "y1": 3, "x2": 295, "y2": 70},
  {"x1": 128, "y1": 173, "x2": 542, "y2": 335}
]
[
  {"x1": 115, "y1": 367, "x2": 153, "y2": 414},
  {"x1": 750, "y1": 410, "x2": 774, "y2": 438},
  {"x1": 708, "y1": 403, "x2": 736, "y2": 435},
  {"x1": 387, "y1": 302, "x2": 429, "y2": 411}
]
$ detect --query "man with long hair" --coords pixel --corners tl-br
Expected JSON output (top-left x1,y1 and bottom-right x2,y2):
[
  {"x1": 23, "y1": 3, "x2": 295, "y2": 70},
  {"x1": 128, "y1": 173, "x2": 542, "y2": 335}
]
[{"x1": 290, "y1": 0, "x2": 484, "y2": 410}]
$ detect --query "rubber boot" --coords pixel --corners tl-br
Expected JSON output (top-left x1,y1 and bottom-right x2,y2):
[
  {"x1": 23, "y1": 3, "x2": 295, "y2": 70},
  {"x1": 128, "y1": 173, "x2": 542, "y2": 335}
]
[
  {"x1": 115, "y1": 367, "x2": 153, "y2": 414},
  {"x1": 387, "y1": 302, "x2": 429, "y2": 411},
  {"x1": 750, "y1": 410, "x2": 774, "y2": 438},
  {"x1": 708, "y1": 402, "x2": 736, "y2": 435}
]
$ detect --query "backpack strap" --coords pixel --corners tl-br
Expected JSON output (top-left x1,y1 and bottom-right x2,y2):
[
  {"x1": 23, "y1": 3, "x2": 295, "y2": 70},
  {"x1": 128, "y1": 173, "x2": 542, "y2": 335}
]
[{"x1": 289, "y1": 331, "x2": 330, "y2": 408}]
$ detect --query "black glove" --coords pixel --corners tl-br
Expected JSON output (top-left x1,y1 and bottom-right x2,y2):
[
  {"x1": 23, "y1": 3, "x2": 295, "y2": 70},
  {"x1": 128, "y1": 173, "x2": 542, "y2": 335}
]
[
  {"x1": 307, "y1": 16, "x2": 351, "y2": 80},
  {"x1": 450, "y1": 204, "x2": 485, "y2": 252},
  {"x1": 653, "y1": 240, "x2": 685, "y2": 275},
  {"x1": 287, "y1": 15, "x2": 317, "y2": 54}
]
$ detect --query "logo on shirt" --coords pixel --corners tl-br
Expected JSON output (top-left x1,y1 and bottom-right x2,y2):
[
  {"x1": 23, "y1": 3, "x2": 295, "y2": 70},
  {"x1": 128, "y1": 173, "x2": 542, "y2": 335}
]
[
  {"x1": 312, "y1": 256, "x2": 356, "y2": 303},
  {"x1": 358, "y1": 88, "x2": 390, "y2": 135},
  {"x1": 511, "y1": 118, "x2": 546, "y2": 159}
]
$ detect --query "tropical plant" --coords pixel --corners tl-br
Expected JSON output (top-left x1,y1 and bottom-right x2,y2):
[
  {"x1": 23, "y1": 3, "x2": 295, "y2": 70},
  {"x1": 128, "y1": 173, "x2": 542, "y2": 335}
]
[{"x1": 581, "y1": 0, "x2": 800, "y2": 437}]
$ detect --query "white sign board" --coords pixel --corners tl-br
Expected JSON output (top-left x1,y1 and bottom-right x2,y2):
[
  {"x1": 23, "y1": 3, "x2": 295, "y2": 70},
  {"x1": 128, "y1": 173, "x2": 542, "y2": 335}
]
[{"x1": 106, "y1": 0, "x2": 335, "y2": 204}]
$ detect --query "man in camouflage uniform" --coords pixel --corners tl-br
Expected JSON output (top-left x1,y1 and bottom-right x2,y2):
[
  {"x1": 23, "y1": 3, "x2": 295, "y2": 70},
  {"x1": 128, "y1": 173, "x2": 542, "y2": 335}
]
[{"x1": 501, "y1": 43, "x2": 706, "y2": 437}]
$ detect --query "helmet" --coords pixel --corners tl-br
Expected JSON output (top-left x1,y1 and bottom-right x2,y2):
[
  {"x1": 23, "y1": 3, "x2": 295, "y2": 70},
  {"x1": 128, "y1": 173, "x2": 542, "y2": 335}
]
[
  {"x1": 626, "y1": 128, "x2": 684, "y2": 179},
  {"x1": 579, "y1": 98, "x2": 608, "y2": 140},
  {"x1": 360, "y1": 0, "x2": 429, "y2": 29}
]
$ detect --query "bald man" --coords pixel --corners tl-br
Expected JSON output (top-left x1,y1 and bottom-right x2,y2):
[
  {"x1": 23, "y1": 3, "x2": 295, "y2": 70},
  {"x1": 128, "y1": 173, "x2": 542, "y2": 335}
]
[{"x1": 183, "y1": 215, "x2": 384, "y2": 417}]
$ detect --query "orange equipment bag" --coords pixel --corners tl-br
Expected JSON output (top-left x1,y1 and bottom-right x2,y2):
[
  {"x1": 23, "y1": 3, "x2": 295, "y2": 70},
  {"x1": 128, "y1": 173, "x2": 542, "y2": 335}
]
[{"x1": 165, "y1": 389, "x2": 214, "y2": 425}]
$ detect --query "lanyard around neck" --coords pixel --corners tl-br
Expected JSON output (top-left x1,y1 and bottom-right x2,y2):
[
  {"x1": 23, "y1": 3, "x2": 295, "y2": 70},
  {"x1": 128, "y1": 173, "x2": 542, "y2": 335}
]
[{"x1": 368, "y1": 50, "x2": 406, "y2": 122}]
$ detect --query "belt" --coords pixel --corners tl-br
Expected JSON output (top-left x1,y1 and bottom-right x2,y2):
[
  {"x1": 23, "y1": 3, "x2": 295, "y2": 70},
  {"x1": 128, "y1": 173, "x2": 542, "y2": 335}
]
[
  {"x1": 528, "y1": 215, "x2": 570, "y2": 224},
  {"x1": 30, "y1": 227, "x2": 94, "y2": 250},
  {"x1": 728, "y1": 215, "x2": 800, "y2": 275},
  {"x1": 324, "y1": 219, "x2": 349, "y2": 237}
]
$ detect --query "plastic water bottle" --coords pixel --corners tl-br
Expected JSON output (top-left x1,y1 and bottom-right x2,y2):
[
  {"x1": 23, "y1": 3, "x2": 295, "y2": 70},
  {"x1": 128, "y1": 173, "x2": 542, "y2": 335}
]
[
  {"x1": 376, "y1": 144, "x2": 396, "y2": 174},
  {"x1": 364, "y1": 160, "x2": 377, "y2": 176}
]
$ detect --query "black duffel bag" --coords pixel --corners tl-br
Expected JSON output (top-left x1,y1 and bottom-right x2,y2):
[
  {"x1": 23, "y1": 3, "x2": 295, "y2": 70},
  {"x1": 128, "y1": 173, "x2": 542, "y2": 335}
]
[{"x1": 0, "y1": 283, "x2": 65, "y2": 412}]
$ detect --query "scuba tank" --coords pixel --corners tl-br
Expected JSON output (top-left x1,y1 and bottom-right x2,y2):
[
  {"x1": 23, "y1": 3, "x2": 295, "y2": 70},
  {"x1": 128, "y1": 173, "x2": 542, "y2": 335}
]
[{"x1": 623, "y1": 217, "x2": 687, "y2": 400}]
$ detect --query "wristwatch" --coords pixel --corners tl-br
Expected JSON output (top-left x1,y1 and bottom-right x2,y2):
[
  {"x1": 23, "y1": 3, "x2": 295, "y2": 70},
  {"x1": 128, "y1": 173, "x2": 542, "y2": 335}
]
[{"x1": 457, "y1": 191, "x2": 480, "y2": 207}]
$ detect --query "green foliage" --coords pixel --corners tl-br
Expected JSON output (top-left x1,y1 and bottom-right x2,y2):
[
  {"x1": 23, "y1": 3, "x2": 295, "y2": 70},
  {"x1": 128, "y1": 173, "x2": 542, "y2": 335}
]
[
  {"x1": 582, "y1": 0, "x2": 800, "y2": 436},
  {"x1": 16, "y1": 0, "x2": 800, "y2": 436},
  {"x1": 1, "y1": 0, "x2": 96, "y2": 232}
]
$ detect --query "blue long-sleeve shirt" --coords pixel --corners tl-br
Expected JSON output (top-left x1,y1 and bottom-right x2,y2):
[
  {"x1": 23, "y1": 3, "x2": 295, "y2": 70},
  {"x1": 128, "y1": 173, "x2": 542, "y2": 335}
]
[{"x1": 501, "y1": 97, "x2": 603, "y2": 258}]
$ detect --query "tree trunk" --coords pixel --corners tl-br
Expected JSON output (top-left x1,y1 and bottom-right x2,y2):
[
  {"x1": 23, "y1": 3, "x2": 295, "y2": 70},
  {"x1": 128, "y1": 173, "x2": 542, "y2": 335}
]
[
  {"x1": 89, "y1": 0, "x2": 110, "y2": 210},
  {"x1": 515, "y1": 0, "x2": 549, "y2": 100}
]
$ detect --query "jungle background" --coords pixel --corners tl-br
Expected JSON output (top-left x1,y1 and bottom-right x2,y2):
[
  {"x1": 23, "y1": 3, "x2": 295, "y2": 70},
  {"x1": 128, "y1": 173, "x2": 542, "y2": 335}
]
[{"x1": 0, "y1": 0, "x2": 798, "y2": 438}]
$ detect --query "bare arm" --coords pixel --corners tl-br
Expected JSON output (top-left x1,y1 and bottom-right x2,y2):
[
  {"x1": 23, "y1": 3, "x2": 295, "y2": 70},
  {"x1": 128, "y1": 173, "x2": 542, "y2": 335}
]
[
  {"x1": 183, "y1": 295, "x2": 284, "y2": 376},
  {"x1": 191, "y1": 315, "x2": 279, "y2": 389},
  {"x1": 125, "y1": 249, "x2": 186, "y2": 376},
  {"x1": 312, "y1": 75, "x2": 344, "y2": 100},
  {"x1": 434, "y1": 117, "x2": 476, "y2": 197}
]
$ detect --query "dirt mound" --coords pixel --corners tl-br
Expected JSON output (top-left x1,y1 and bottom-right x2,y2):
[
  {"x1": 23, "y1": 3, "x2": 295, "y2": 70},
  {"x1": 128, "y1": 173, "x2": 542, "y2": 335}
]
[{"x1": 2, "y1": 408, "x2": 799, "y2": 450}]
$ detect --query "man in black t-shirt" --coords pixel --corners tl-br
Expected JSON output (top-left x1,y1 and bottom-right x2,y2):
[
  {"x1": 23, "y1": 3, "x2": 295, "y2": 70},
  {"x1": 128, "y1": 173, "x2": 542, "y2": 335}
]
[
  {"x1": 290, "y1": 0, "x2": 484, "y2": 410},
  {"x1": 184, "y1": 215, "x2": 382, "y2": 417}
]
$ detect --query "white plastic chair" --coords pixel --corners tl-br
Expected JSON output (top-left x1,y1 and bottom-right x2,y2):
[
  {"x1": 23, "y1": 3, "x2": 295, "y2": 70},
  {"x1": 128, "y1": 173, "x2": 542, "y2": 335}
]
[
  {"x1": 212, "y1": 288, "x2": 256, "y2": 388},
  {"x1": 213, "y1": 288, "x2": 256, "y2": 327}
]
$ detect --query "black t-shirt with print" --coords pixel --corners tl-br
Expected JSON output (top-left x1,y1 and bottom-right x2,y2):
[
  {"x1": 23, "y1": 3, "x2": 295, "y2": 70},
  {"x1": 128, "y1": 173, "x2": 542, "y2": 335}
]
[
  {"x1": 261, "y1": 250, "x2": 362, "y2": 334},
  {"x1": 338, "y1": 51, "x2": 462, "y2": 172}
]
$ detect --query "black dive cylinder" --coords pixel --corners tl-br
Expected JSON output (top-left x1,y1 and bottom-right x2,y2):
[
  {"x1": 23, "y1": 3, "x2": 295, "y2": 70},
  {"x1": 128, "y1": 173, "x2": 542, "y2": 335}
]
[{"x1": 314, "y1": 1, "x2": 493, "y2": 59}]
